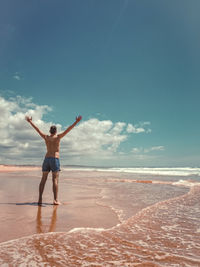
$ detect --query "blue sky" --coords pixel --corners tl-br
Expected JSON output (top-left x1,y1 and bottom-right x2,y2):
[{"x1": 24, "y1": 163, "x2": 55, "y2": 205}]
[{"x1": 0, "y1": 0, "x2": 200, "y2": 167}]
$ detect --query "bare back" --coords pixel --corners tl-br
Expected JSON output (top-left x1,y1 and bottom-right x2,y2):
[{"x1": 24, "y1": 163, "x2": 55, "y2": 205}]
[{"x1": 44, "y1": 135, "x2": 61, "y2": 158}]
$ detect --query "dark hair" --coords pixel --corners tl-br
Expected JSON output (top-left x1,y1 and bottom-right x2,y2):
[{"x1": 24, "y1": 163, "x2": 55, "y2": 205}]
[{"x1": 50, "y1": 125, "x2": 57, "y2": 134}]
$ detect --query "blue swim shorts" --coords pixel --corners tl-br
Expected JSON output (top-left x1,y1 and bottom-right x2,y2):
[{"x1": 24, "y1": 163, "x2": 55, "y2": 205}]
[{"x1": 42, "y1": 157, "x2": 61, "y2": 172}]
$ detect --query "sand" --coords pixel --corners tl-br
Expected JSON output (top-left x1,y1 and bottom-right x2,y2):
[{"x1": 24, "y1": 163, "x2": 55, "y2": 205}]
[
  {"x1": 0, "y1": 166, "x2": 199, "y2": 266},
  {"x1": 0, "y1": 164, "x2": 40, "y2": 172},
  {"x1": 0, "y1": 167, "x2": 119, "y2": 243}
]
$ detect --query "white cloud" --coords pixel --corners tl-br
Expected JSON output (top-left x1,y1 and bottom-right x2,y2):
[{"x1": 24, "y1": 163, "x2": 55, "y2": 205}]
[
  {"x1": 131, "y1": 146, "x2": 165, "y2": 154},
  {"x1": 13, "y1": 72, "x2": 22, "y2": 81},
  {"x1": 0, "y1": 95, "x2": 156, "y2": 166},
  {"x1": 131, "y1": 147, "x2": 141, "y2": 153},
  {"x1": 145, "y1": 146, "x2": 165, "y2": 152},
  {"x1": 61, "y1": 119, "x2": 128, "y2": 160},
  {"x1": 13, "y1": 75, "x2": 21, "y2": 80},
  {"x1": 126, "y1": 122, "x2": 151, "y2": 134}
]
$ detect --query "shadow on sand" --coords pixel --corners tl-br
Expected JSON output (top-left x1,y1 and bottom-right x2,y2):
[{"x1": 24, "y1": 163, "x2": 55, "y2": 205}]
[{"x1": 0, "y1": 202, "x2": 53, "y2": 207}]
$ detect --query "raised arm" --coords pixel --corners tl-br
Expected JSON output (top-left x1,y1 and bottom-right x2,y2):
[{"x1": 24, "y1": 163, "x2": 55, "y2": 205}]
[
  {"x1": 25, "y1": 116, "x2": 46, "y2": 139},
  {"x1": 58, "y1": 115, "x2": 82, "y2": 139}
]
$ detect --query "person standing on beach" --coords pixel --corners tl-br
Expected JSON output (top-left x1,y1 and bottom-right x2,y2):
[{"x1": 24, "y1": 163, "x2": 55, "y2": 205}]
[{"x1": 25, "y1": 115, "x2": 82, "y2": 205}]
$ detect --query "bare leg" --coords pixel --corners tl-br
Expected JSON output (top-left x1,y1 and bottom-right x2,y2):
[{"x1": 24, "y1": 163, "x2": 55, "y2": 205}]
[
  {"x1": 52, "y1": 171, "x2": 60, "y2": 205},
  {"x1": 38, "y1": 171, "x2": 49, "y2": 205}
]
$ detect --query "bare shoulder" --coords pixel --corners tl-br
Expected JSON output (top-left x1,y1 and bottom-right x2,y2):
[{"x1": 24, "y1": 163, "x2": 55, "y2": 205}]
[
  {"x1": 57, "y1": 133, "x2": 63, "y2": 139},
  {"x1": 46, "y1": 135, "x2": 60, "y2": 141}
]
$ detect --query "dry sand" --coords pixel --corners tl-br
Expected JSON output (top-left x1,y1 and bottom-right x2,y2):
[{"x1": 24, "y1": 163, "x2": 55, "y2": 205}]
[{"x1": 0, "y1": 164, "x2": 40, "y2": 172}]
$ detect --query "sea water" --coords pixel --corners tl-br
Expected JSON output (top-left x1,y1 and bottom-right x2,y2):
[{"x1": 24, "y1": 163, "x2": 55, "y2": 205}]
[{"x1": 0, "y1": 167, "x2": 200, "y2": 266}]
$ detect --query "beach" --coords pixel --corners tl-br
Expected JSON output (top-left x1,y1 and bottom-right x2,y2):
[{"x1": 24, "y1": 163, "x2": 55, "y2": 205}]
[{"x1": 0, "y1": 166, "x2": 200, "y2": 266}]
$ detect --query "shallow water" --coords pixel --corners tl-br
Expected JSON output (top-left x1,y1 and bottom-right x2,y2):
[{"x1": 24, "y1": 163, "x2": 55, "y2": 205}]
[{"x1": 0, "y1": 168, "x2": 200, "y2": 266}]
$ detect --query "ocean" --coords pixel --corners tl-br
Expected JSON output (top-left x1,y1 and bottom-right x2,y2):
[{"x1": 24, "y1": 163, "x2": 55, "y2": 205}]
[{"x1": 0, "y1": 167, "x2": 200, "y2": 266}]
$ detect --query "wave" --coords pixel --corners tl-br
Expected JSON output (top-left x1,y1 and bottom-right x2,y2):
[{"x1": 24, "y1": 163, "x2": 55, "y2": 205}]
[
  {"x1": 1, "y1": 185, "x2": 200, "y2": 266},
  {"x1": 172, "y1": 179, "x2": 200, "y2": 187},
  {"x1": 105, "y1": 167, "x2": 200, "y2": 176},
  {"x1": 63, "y1": 167, "x2": 200, "y2": 177},
  {"x1": 105, "y1": 178, "x2": 200, "y2": 188}
]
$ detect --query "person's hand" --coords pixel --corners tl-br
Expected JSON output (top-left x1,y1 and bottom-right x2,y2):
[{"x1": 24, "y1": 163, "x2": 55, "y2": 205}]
[
  {"x1": 76, "y1": 115, "x2": 82, "y2": 122},
  {"x1": 25, "y1": 116, "x2": 32, "y2": 123}
]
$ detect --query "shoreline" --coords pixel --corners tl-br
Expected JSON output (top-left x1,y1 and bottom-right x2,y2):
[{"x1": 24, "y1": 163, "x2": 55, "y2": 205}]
[
  {"x1": 0, "y1": 168, "x2": 199, "y2": 266},
  {"x1": 1, "y1": 164, "x2": 200, "y2": 175},
  {"x1": 0, "y1": 165, "x2": 40, "y2": 172},
  {"x1": 0, "y1": 169, "x2": 120, "y2": 243}
]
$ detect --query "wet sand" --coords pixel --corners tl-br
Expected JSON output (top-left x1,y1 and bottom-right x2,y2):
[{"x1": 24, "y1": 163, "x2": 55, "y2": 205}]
[
  {"x1": 1, "y1": 166, "x2": 200, "y2": 266},
  {"x1": 0, "y1": 167, "x2": 119, "y2": 243}
]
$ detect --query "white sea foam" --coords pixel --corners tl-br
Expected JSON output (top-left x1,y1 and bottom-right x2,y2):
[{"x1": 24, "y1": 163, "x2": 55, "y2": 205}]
[
  {"x1": 106, "y1": 167, "x2": 200, "y2": 176},
  {"x1": 1, "y1": 185, "x2": 200, "y2": 267},
  {"x1": 63, "y1": 167, "x2": 200, "y2": 176},
  {"x1": 68, "y1": 227, "x2": 105, "y2": 234},
  {"x1": 173, "y1": 179, "x2": 200, "y2": 187},
  {"x1": 1, "y1": 167, "x2": 200, "y2": 266}
]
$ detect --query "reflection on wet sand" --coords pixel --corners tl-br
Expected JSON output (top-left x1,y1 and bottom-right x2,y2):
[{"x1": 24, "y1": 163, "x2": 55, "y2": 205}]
[{"x1": 36, "y1": 205, "x2": 58, "y2": 233}]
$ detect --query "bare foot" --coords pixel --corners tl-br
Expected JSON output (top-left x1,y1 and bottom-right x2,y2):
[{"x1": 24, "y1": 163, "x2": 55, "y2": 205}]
[{"x1": 53, "y1": 200, "x2": 61, "y2": 205}]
